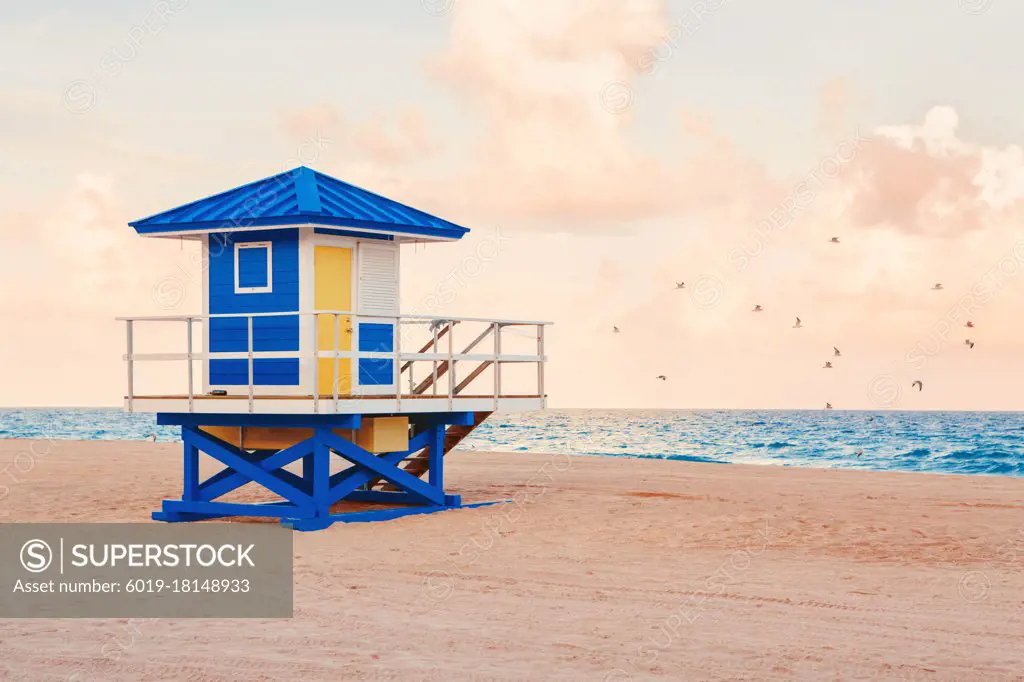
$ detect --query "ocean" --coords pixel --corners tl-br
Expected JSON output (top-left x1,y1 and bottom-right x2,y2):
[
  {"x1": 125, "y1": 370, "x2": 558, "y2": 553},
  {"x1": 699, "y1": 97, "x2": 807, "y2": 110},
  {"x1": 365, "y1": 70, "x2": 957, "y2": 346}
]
[{"x1": 1, "y1": 408, "x2": 1021, "y2": 477}]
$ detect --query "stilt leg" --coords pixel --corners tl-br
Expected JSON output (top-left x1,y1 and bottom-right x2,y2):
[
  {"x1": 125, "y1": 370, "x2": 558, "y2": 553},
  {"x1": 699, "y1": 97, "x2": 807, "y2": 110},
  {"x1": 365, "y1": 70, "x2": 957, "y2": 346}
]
[
  {"x1": 428, "y1": 423, "x2": 444, "y2": 490},
  {"x1": 183, "y1": 427, "x2": 199, "y2": 501},
  {"x1": 428, "y1": 423, "x2": 461, "y2": 507},
  {"x1": 313, "y1": 429, "x2": 332, "y2": 520},
  {"x1": 302, "y1": 452, "x2": 315, "y2": 490}
]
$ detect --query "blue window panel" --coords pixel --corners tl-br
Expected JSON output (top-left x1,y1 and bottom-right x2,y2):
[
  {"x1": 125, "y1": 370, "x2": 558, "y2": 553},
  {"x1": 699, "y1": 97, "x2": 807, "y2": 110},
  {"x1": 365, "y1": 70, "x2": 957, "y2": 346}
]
[
  {"x1": 358, "y1": 359, "x2": 394, "y2": 385},
  {"x1": 237, "y1": 245, "x2": 269, "y2": 288},
  {"x1": 358, "y1": 322, "x2": 394, "y2": 352},
  {"x1": 209, "y1": 359, "x2": 300, "y2": 386},
  {"x1": 209, "y1": 315, "x2": 299, "y2": 353},
  {"x1": 209, "y1": 229, "x2": 300, "y2": 315}
]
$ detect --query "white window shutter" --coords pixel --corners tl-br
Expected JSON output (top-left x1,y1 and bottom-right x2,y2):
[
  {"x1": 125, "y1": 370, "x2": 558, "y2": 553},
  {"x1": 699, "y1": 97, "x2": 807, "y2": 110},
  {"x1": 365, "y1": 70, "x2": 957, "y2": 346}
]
[{"x1": 358, "y1": 245, "x2": 398, "y2": 315}]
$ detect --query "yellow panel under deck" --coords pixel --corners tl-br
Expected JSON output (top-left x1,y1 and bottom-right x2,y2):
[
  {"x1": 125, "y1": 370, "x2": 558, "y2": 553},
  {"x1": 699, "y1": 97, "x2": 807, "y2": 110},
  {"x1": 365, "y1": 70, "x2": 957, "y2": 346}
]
[
  {"x1": 353, "y1": 416, "x2": 409, "y2": 453},
  {"x1": 201, "y1": 417, "x2": 409, "y2": 454}
]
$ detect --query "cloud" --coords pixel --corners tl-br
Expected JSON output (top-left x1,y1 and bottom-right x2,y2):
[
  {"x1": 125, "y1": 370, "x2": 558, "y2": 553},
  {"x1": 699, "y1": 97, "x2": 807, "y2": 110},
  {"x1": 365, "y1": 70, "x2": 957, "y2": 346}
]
[
  {"x1": 0, "y1": 173, "x2": 201, "y2": 405},
  {"x1": 673, "y1": 109, "x2": 784, "y2": 219},
  {"x1": 843, "y1": 106, "x2": 1024, "y2": 236},
  {"x1": 0, "y1": 173, "x2": 195, "y2": 314},
  {"x1": 428, "y1": 0, "x2": 672, "y2": 226}
]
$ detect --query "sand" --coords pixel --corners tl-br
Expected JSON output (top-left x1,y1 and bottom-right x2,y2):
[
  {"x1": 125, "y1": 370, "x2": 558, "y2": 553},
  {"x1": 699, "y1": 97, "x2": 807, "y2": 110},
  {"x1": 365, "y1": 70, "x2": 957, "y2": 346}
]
[{"x1": 1, "y1": 439, "x2": 1023, "y2": 681}]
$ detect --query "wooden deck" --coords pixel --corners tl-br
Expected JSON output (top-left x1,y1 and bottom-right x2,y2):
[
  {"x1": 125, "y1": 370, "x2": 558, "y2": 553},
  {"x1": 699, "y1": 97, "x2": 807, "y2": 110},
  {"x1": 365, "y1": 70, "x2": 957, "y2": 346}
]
[
  {"x1": 125, "y1": 393, "x2": 545, "y2": 415},
  {"x1": 130, "y1": 394, "x2": 542, "y2": 401}
]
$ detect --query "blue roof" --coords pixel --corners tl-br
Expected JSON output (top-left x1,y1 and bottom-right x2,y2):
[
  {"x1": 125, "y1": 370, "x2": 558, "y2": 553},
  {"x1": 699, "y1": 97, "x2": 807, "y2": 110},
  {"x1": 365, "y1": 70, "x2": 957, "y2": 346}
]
[{"x1": 130, "y1": 166, "x2": 469, "y2": 240}]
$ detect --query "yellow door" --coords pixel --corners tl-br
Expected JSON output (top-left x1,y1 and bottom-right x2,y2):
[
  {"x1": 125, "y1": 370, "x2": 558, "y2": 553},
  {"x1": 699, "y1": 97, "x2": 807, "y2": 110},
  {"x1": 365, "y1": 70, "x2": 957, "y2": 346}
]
[{"x1": 314, "y1": 246, "x2": 352, "y2": 396}]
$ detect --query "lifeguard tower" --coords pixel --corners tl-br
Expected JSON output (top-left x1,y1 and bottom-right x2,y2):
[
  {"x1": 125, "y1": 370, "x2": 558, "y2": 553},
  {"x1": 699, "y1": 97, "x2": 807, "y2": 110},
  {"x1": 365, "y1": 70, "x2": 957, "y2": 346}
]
[{"x1": 120, "y1": 167, "x2": 550, "y2": 530}]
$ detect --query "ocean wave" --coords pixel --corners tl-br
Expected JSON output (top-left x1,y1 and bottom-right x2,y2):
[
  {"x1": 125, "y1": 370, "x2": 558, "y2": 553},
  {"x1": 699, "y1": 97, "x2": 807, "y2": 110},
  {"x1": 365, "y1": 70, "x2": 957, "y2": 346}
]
[{"x1": 1, "y1": 408, "x2": 1023, "y2": 478}]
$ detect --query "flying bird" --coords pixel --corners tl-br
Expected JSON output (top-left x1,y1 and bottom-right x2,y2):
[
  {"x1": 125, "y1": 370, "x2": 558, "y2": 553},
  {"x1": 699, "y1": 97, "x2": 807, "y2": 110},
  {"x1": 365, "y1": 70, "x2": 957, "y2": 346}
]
[
  {"x1": 613, "y1": 326, "x2": 620, "y2": 333},
  {"x1": 675, "y1": 281, "x2": 686, "y2": 289},
  {"x1": 823, "y1": 361, "x2": 833, "y2": 369},
  {"x1": 793, "y1": 317, "x2": 803, "y2": 328},
  {"x1": 833, "y1": 346, "x2": 842, "y2": 357},
  {"x1": 965, "y1": 321, "x2": 975, "y2": 328},
  {"x1": 855, "y1": 450, "x2": 864, "y2": 458},
  {"x1": 830, "y1": 237, "x2": 840, "y2": 244},
  {"x1": 932, "y1": 283, "x2": 944, "y2": 291},
  {"x1": 912, "y1": 380, "x2": 923, "y2": 391},
  {"x1": 752, "y1": 305, "x2": 763, "y2": 312},
  {"x1": 656, "y1": 375, "x2": 667, "y2": 381},
  {"x1": 965, "y1": 339, "x2": 975, "y2": 349},
  {"x1": 825, "y1": 402, "x2": 833, "y2": 409}
]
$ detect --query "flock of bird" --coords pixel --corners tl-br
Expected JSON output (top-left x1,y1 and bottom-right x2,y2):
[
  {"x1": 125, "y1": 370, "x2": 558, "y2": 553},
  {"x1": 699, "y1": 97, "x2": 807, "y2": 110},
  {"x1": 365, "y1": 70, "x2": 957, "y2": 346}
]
[{"x1": 617, "y1": 237, "x2": 981, "y2": 408}]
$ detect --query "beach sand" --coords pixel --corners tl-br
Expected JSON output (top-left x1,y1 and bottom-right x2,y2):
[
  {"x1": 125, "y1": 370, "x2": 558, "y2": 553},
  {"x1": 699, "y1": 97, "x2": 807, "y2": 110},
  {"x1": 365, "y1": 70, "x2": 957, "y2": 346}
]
[{"x1": 1, "y1": 439, "x2": 1023, "y2": 681}]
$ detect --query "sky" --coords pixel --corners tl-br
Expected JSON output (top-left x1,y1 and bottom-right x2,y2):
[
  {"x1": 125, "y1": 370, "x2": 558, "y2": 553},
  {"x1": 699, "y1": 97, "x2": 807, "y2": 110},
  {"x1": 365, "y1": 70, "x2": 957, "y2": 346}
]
[{"x1": 2, "y1": 0, "x2": 1024, "y2": 409}]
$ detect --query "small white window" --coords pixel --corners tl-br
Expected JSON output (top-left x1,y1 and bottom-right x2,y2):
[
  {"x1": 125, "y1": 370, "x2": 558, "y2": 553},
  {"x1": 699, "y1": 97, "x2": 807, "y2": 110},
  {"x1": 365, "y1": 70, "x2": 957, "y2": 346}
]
[{"x1": 234, "y1": 241, "x2": 273, "y2": 294}]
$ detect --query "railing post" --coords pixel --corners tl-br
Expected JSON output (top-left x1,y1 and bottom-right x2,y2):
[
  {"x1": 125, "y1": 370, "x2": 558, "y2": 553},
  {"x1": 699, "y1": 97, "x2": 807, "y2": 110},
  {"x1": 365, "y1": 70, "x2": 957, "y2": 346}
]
[
  {"x1": 126, "y1": 319, "x2": 134, "y2": 413},
  {"x1": 394, "y1": 316, "x2": 402, "y2": 412},
  {"x1": 186, "y1": 317, "x2": 194, "y2": 413},
  {"x1": 537, "y1": 324, "x2": 545, "y2": 408},
  {"x1": 247, "y1": 315, "x2": 254, "y2": 414},
  {"x1": 447, "y1": 321, "x2": 454, "y2": 411},
  {"x1": 407, "y1": 321, "x2": 415, "y2": 394},
  {"x1": 431, "y1": 323, "x2": 439, "y2": 396},
  {"x1": 313, "y1": 313, "x2": 320, "y2": 414},
  {"x1": 333, "y1": 313, "x2": 340, "y2": 412},
  {"x1": 492, "y1": 321, "x2": 500, "y2": 411}
]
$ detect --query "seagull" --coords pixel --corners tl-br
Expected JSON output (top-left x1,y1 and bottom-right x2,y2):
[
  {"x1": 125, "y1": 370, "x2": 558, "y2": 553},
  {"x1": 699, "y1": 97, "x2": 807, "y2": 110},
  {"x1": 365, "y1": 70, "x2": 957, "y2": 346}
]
[
  {"x1": 965, "y1": 339, "x2": 975, "y2": 349},
  {"x1": 965, "y1": 321, "x2": 975, "y2": 328},
  {"x1": 855, "y1": 449, "x2": 864, "y2": 458},
  {"x1": 825, "y1": 402, "x2": 833, "y2": 409},
  {"x1": 613, "y1": 326, "x2": 620, "y2": 333},
  {"x1": 656, "y1": 375, "x2": 667, "y2": 381},
  {"x1": 675, "y1": 281, "x2": 686, "y2": 290},
  {"x1": 932, "y1": 283, "x2": 944, "y2": 291},
  {"x1": 833, "y1": 346, "x2": 842, "y2": 357},
  {"x1": 793, "y1": 317, "x2": 803, "y2": 328},
  {"x1": 823, "y1": 361, "x2": 833, "y2": 369},
  {"x1": 912, "y1": 380, "x2": 923, "y2": 391},
  {"x1": 752, "y1": 305, "x2": 763, "y2": 312},
  {"x1": 830, "y1": 237, "x2": 840, "y2": 244}
]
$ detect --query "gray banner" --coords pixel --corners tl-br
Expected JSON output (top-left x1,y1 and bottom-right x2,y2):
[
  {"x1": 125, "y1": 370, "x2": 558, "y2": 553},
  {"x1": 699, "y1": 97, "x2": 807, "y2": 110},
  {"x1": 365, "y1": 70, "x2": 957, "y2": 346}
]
[{"x1": 0, "y1": 524, "x2": 292, "y2": 618}]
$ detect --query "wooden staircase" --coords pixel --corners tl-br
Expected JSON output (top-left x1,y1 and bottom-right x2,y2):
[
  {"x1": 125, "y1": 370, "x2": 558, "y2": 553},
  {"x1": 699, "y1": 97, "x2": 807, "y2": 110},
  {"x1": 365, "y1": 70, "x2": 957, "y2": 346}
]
[
  {"x1": 407, "y1": 324, "x2": 496, "y2": 396},
  {"x1": 376, "y1": 411, "x2": 491, "y2": 491}
]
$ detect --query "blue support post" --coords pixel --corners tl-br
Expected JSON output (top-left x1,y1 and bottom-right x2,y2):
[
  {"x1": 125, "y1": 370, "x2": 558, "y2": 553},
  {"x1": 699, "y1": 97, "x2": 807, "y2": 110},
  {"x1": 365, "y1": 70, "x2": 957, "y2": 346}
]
[
  {"x1": 302, "y1": 453, "x2": 315, "y2": 490},
  {"x1": 183, "y1": 429, "x2": 199, "y2": 501},
  {"x1": 313, "y1": 429, "x2": 332, "y2": 519},
  {"x1": 428, "y1": 422, "x2": 444, "y2": 490}
]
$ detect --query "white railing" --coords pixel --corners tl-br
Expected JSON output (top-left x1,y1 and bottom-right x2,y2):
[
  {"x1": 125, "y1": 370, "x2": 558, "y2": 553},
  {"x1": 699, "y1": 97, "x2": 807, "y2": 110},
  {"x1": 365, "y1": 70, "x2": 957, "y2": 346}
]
[{"x1": 117, "y1": 311, "x2": 551, "y2": 413}]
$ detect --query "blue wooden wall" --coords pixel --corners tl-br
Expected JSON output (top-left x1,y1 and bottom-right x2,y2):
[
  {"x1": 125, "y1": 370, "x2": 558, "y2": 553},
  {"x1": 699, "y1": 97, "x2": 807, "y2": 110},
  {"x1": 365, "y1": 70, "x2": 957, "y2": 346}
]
[
  {"x1": 208, "y1": 229, "x2": 301, "y2": 386},
  {"x1": 357, "y1": 322, "x2": 394, "y2": 385}
]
